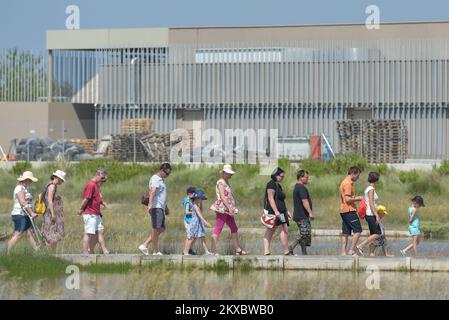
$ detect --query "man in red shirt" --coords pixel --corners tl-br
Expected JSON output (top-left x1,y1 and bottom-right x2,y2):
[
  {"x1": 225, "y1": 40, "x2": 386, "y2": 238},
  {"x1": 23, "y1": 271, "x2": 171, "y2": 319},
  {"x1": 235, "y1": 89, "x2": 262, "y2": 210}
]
[{"x1": 77, "y1": 168, "x2": 109, "y2": 254}]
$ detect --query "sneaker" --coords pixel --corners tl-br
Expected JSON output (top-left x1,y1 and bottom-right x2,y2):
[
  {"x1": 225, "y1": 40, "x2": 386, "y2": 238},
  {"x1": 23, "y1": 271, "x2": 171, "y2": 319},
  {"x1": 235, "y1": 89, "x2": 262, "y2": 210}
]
[
  {"x1": 213, "y1": 253, "x2": 220, "y2": 257},
  {"x1": 153, "y1": 251, "x2": 163, "y2": 256},
  {"x1": 399, "y1": 249, "x2": 406, "y2": 257},
  {"x1": 188, "y1": 249, "x2": 197, "y2": 255},
  {"x1": 138, "y1": 245, "x2": 149, "y2": 256},
  {"x1": 204, "y1": 252, "x2": 214, "y2": 256}
]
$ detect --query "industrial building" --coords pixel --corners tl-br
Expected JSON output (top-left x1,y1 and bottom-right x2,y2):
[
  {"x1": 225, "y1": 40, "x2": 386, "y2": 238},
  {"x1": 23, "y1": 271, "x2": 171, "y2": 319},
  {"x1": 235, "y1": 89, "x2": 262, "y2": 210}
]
[{"x1": 2, "y1": 21, "x2": 449, "y2": 160}]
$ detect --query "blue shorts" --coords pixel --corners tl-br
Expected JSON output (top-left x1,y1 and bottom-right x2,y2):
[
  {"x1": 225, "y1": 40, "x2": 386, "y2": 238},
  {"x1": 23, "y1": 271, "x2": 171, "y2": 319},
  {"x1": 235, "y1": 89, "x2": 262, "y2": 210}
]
[
  {"x1": 12, "y1": 215, "x2": 32, "y2": 233},
  {"x1": 340, "y1": 211, "x2": 363, "y2": 235}
]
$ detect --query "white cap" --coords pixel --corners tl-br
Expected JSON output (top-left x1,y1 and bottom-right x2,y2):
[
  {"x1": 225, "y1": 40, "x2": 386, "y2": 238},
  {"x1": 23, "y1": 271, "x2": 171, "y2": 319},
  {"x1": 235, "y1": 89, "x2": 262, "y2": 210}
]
[
  {"x1": 52, "y1": 170, "x2": 66, "y2": 182},
  {"x1": 222, "y1": 164, "x2": 235, "y2": 175}
]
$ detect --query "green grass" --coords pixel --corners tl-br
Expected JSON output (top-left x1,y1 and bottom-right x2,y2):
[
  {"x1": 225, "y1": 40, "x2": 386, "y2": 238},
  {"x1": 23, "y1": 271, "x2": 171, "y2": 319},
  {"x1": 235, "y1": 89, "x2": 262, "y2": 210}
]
[{"x1": 0, "y1": 252, "x2": 69, "y2": 279}]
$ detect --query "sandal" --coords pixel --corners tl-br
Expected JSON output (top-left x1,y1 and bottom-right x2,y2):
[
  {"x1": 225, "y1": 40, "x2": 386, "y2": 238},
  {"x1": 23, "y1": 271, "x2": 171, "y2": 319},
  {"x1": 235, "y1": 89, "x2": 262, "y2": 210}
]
[
  {"x1": 264, "y1": 252, "x2": 271, "y2": 256},
  {"x1": 356, "y1": 246, "x2": 364, "y2": 256},
  {"x1": 236, "y1": 249, "x2": 248, "y2": 256}
]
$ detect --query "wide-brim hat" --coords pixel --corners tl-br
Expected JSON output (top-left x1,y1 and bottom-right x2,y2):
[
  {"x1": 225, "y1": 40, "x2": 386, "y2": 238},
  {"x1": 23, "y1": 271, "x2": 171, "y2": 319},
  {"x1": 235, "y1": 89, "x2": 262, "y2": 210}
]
[
  {"x1": 17, "y1": 171, "x2": 38, "y2": 182},
  {"x1": 221, "y1": 164, "x2": 235, "y2": 175},
  {"x1": 52, "y1": 170, "x2": 66, "y2": 182}
]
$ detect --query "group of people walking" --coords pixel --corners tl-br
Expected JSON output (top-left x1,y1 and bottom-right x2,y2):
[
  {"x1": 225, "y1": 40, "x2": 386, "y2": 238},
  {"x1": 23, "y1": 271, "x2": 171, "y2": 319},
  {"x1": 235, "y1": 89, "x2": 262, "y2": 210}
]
[{"x1": 6, "y1": 163, "x2": 425, "y2": 257}]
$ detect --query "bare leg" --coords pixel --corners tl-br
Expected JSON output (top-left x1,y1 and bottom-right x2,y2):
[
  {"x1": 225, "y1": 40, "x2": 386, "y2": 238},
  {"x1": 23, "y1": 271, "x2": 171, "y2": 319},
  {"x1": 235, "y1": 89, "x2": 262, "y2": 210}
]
[
  {"x1": 349, "y1": 233, "x2": 361, "y2": 255},
  {"x1": 412, "y1": 235, "x2": 420, "y2": 256},
  {"x1": 83, "y1": 234, "x2": 95, "y2": 254},
  {"x1": 97, "y1": 230, "x2": 109, "y2": 253},
  {"x1": 200, "y1": 237, "x2": 210, "y2": 254},
  {"x1": 402, "y1": 242, "x2": 414, "y2": 254},
  {"x1": 341, "y1": 235, "x2": 348, "y2": 255},
  {"x1": 151, "y1": 228, "x2": 164, "y2": 253},
  {"x1": 7, "y1": 232, "x2": 24, "y2": 254},
  {"x1": 27, "y1": 230, "x2": 39, "y2": 251},
  {"x1": 142, "y1": 231, "x2": 152, "y2": 248},
  {"x1": 263, "y1": 227, "x2": 276, "y2": 255},
  {"x1": 280, "y1": 224, "x2": 289, "y2": 254},
  {"x1": 50, "y1": 242, "x2": 57, "y2": 254},
  {"x1": 89, "y1": 234, "x2": 97, "y2": 254},
  {"x1": 358, "y1": 234, "x2": 380, "y2": 250},
  {"x1": 211, "y1": 233, "x2": 219, "y2": 254},
  {"x1": 231, "y1": 232, "x2": 243, "y2": 252},
  {"x1": 183, "y1": 238, "x2": 194, "y2": 255}
]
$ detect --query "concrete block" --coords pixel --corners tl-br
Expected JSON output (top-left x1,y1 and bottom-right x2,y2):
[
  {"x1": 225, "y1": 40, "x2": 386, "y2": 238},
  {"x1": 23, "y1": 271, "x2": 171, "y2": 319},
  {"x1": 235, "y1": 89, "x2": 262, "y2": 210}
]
[
  {"x1": 284, "y1": 255, "x2": 355, "y2": 270},
  {"x1": 182, "y1": 255, "x2": 233, "y2": 268},
  {"x1": 141, "y1": 254, "x2": 183, "y2": 266},
  {"x1": 233, "y1": 255, "x2": 283, "y2": 270},
  {"x1": 96, "y1": 254, "x2": 141, "y2": 266},
  {"x1": 358, "y1": 257, "x2": 410, "y2": 271},
  {"x1": 56, "y1": 254, "x2": 97, "y2": 266},
  {"x1": 411, "y1": 258, "x2": 449, "y2": 272}
]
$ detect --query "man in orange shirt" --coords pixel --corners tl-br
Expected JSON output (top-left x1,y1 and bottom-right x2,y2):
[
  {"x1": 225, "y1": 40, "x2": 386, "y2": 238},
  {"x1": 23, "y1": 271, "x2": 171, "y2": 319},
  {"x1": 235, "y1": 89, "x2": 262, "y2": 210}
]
[{"x1": 339, "y1": 166, "x2": 363, "y2": 256}]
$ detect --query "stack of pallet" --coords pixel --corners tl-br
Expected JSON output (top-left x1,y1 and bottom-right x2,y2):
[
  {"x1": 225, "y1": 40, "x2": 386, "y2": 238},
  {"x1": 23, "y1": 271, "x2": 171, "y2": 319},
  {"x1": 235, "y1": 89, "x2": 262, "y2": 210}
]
[
  {"x1": 336, "y1": 120, "x2": 363, "y2": 155},
  {"x1": 121, "y1": 119, "x2": 154, "y2": 134},
  {"x1": 139, "y1": 131, "x2": 183, "y2": 162},
  {"x1": 110, "y1": 133, "x2": 148, "y2": 162},
  {"x1": 69, "y1": 139, "x2": 98, "y2": 155},
  {"x1": 336, "y1": 120, "x2": 408, "y2": 163}
]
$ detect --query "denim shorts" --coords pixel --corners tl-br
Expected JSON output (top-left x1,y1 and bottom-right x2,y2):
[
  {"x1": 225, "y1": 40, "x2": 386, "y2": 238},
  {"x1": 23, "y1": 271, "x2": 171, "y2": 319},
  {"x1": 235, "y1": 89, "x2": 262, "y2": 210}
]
[
  {"x1": 150, "y1": 208, "x2": 166, "y2": 229},
  {"x1": 12, "y1": 215, "x2": 32, "y2": 233}
]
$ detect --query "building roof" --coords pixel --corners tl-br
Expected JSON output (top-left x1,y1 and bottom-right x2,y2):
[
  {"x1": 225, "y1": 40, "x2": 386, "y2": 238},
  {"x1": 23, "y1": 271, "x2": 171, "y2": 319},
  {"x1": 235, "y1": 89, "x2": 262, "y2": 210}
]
[{"x1": 47, "y1": 21, "x2": 449, "y2": 50}]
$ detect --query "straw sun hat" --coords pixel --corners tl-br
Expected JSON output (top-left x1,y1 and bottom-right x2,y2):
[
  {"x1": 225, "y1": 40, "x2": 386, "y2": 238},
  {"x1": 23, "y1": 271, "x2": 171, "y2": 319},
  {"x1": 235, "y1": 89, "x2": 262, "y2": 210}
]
[{"x1": 17, "y1": 171, "x2": 38, "y2": 182}]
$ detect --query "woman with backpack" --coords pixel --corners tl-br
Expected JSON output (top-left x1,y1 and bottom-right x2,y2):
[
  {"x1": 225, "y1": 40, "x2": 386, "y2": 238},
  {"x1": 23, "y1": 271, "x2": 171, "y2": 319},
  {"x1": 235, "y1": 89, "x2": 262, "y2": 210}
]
[
  {"x1": 356, "y1": 172, "x2": 381, "y2": 256},
  {"x1": 263, "y1": 167, "x2": 293, "y2": 256},
  {"x1": 41, "y1": 170, "x2": 66, "y2": 253}
]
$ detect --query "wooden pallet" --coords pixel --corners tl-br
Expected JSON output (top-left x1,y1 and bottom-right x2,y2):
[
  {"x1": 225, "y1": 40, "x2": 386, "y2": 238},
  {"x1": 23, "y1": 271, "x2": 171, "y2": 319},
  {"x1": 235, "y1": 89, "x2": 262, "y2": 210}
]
[{"x1": 121, "y1": 119, "x2": 154, "y2": 134}]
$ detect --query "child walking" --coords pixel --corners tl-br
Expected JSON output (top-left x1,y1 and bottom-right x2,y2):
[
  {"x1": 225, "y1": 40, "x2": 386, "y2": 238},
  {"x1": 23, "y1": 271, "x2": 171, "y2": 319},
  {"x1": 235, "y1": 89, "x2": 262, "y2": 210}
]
[
  {"x1": 182, "y1": 186, "x2": 197, "y2": 255},
  {"x1": 400, "y1": 196, "x2": 425, "y2": 256},
  {"x1": 183, "y1": 189, "x2": 213, "y2": 256},
  {"x1": 370, "y1": 205, "x2": 390, "y2": 256}
]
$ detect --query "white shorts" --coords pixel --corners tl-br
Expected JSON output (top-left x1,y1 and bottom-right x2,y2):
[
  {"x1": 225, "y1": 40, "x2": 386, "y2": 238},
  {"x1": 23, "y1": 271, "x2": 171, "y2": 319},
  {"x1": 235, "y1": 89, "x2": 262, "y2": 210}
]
[{"x1": 83, "y1": 214, "x2": 104, "y2": 235}]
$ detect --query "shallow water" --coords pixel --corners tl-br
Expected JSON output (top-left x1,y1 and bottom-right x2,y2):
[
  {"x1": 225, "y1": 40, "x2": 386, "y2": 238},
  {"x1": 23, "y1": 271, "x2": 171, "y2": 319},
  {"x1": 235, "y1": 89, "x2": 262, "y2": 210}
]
[{"x1": 1, "y1": 269, "x2": 449, "y2": 299}]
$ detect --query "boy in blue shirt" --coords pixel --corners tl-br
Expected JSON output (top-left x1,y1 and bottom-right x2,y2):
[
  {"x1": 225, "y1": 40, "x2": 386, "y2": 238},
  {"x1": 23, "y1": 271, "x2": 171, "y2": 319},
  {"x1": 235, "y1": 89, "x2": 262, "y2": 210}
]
[{"x1": 183, "y1": 186, "x2": 196, "y2": 255}]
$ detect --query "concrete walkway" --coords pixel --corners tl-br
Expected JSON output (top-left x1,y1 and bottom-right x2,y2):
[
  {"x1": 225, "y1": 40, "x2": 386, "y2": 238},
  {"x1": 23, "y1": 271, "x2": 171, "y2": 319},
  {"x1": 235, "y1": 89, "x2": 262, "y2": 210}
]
[
  {"x1": 55, "y1": 254, "x2": 449, "y2": 272},
  {"x1": 237, "y1": 228, "x2": 410, "y2": 238}
]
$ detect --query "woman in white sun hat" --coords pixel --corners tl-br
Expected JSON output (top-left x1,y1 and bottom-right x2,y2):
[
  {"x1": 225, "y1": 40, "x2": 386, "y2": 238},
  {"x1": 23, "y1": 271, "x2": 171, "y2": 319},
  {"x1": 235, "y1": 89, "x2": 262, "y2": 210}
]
[
  {"x1": 41, "y1": 170, "x2": 66, "y2": 253},
  {"x1": 210, "y1": 164, "x2": 247, "y2": 256},
  {"x1": 7, "y1": 171, "x2": 39, "y2": 253}
]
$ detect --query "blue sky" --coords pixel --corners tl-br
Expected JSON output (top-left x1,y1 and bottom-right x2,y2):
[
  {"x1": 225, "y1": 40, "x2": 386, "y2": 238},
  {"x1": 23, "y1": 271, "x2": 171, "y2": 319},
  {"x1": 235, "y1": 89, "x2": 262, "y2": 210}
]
[{"x1": 1, "y1": 0, "x2": 448, "y2": 50}]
